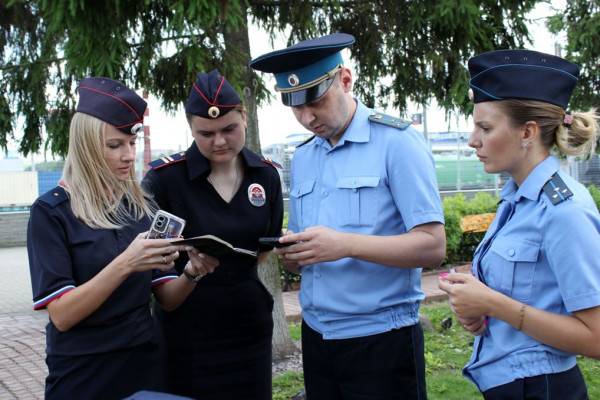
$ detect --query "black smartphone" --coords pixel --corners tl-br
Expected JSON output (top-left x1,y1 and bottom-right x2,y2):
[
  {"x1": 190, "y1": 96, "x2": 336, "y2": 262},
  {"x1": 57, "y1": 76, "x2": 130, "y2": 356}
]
[{"x1": 259, "y1": 237, "x2": 297, "y2": 248}]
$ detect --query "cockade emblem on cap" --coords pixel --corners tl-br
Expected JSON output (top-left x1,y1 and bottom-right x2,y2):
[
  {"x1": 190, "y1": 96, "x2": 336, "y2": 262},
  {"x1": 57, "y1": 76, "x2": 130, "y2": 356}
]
[
  {"x1": 131, "y1": 123, "x2": 144, "y2": 135},
  {"x1": 287, "y1": 74, "x2": 300, "y2": 87},
  {"x1": 208, "y1": 106, "x2": 220, "y2": 119}
]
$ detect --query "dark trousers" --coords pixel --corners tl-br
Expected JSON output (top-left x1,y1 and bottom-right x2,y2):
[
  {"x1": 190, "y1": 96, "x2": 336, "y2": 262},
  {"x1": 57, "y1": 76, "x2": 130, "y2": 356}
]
[
  {"x1": 301, "y1": 320, "x2": 427, "y2": 400},
  {"x1": 483, "y1": 365, "x2": 588, "y2": 400}
]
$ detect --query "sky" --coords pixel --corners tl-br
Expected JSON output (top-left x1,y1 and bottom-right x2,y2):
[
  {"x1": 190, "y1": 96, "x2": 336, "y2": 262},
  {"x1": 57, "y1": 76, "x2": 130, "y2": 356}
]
[{"x1": 11, "y1": 0, "x2": 566, "y2": 162}]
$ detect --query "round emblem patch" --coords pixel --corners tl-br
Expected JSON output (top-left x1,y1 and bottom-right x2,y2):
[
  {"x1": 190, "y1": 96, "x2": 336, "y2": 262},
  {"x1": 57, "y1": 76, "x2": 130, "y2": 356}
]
[
  {"x1": 208, "y1": 106, "x2": 220, "y2": 118},
  {"x1": 287, "y1": 73, "x2": 300, "y2": 87},
  {"x1": 130, "y1": 122, "x2": 144, "y2": 135},
  {"x1": 248, "y1": 183, "x2": 266, "y2": 207}
]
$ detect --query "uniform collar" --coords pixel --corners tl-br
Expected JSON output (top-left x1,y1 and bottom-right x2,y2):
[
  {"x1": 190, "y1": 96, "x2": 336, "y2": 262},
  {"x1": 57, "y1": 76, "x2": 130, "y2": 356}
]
[
  {"x1": 501, "y1": 155, "x2": 560, "y2": 202},
  {"x1": 313, "y1": 99, "x2": 370, "y2": 149},
  {"x1": 185, "y1": 144, "x2": 266, "y2": 181}
]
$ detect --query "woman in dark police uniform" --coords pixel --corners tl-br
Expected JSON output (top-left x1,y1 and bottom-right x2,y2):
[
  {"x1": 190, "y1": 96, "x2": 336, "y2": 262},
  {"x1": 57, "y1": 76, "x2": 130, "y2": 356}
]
[
  {"x1": 143, "y1": 70, "x2": 284, "y2": 400},
  {"x1": 439, "y1": 50, "x2": 600, "y2": 399},
  {"x1": 28, "y1": 77, "x2": 207, "y2": 400}
]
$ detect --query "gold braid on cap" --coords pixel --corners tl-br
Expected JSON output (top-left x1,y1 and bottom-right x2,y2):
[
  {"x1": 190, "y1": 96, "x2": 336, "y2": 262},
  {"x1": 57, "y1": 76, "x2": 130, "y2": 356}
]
[{"x1": 275, "y1": 65, "x2": 342, "y2": 94}]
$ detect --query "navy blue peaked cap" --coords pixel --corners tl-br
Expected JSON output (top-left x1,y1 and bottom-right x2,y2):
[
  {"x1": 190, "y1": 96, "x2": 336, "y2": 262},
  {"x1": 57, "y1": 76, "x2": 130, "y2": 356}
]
[
  {"x1": 468, "y1": 49, "x2": 579, "y2": 109},
  {"x1": 249, "y1": 33, "x2": 355, "y2": 106},
  {"x1": 185, "y1": 69, "x2": 241, "y2": 119},
  {"x1": 76, "y1": 77, "x2": 146, "y2": 135}
]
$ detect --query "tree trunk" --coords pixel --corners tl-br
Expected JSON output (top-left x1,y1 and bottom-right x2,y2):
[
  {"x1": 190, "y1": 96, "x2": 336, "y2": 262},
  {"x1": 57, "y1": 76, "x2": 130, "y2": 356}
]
[
  {"x1": 258, "y1": 253, "x2": 298, "y2": 360},
  {"x1": 222, "y1": 5, "x2": 298, "y2": 361}
]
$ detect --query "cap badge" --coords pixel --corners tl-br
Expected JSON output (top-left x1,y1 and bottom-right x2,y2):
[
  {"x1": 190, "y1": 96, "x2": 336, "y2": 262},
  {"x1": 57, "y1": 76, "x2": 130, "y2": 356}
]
[
  {"x1": 288, "y1": 73, "x2": 300, "y2": 87},
  {"x1": 131, "y1": 122, "x2": 144, "y2": 135},
  {"x1": 208, "y1": 106, "x2": 220, "y2": 119},
  {"x1": 248, "y1": 183, "x2": 266, "y2": 207}
]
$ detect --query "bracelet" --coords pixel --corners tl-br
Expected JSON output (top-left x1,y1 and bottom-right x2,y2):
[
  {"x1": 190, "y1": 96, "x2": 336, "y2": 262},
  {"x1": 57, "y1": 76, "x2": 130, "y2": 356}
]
[
  {"x1": 517, "y1": 303, "x2": 527, "y2": 331},
  {"x1": 182, "y1": 269, "x2": 202, "y2": 283}
]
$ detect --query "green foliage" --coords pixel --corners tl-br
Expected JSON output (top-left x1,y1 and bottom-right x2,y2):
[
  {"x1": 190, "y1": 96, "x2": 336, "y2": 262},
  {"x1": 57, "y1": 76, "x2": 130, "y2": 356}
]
[
  {"x1": 272, "y1": 371, "x2": 304, "y2": 400},
  {"x1": 588, "y1": 184, "x2": 600, "y2": 211},
  {"x1": 277, "y1": 304, "x2": 600, "y2": 399},
  {"x1": 443, "y1": 193, "x2": 498, "y2": 264},
  {"x1": 1, "y1": 0, "x2": 541, "y2": 156},
  {"x1": 547, "y1": 1, "x2": 600, "y2": 111}
]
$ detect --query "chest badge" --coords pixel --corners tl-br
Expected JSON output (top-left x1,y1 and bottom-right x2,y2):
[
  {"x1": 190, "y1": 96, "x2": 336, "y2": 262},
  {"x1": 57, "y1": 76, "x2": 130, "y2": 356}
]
[{"x1": 248, "y1": 183, "x2": 266, "y2": 207}]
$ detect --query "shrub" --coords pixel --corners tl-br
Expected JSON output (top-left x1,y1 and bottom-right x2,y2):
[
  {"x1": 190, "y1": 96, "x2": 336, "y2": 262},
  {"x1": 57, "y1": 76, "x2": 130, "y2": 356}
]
[
  {"x1": 443, "y1": 192, "x2": 499, "y2": 265},
  {"x1": 588, "y1": 185, "x2": 600, "y2": 211}
]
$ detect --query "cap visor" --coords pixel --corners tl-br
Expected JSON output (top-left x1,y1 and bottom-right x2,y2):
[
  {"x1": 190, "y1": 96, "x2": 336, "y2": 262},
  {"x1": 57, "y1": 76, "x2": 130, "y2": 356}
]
[{"x1": 281, "y1": 77, "x2": 335, "y2": 106}]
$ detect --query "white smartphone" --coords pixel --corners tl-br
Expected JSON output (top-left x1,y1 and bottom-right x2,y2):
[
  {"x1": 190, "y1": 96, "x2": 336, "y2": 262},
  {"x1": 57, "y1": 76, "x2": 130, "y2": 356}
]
[{"x1": 147, "y1": 210, "x2": 186, "y2": 239}]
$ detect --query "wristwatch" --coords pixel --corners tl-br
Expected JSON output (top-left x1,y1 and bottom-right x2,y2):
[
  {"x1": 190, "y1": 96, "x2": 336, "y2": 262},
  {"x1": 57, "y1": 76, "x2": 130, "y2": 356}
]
[{"x1": 183, "y1": 269, "x2": 203, "y2": 283}]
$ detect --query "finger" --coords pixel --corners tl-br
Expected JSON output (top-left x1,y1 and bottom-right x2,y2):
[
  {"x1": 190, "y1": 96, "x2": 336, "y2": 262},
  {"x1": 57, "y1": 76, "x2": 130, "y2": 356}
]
[
  {"x1": 137, "y1": 231, "x2": 149, "y2": 239},
  {"x1": 282, "y1": 230, "x2": 295, "y2": 236},
  {"x1": 437, "y1": 278, "x2": 453, "y2": 293},
  {"x1": 444, "y1": 272, "x2": 471, "y2": 284},
  {"x1": 284, "y1": 249, "x2": 314, "y2": 262}
]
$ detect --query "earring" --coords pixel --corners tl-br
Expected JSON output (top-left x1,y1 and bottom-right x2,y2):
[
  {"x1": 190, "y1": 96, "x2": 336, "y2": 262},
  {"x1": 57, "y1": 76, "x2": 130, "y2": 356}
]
[{"x1": 521, "y1": 142, "x2": 530, "y2": 149}]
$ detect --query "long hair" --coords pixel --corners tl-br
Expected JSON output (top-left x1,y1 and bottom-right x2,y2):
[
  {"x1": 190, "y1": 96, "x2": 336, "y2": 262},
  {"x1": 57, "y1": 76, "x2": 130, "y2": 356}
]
[
  {"x1": 497, "y1": 100, "x2": 598, "y2": 157},
  {"x1": 62, "y1": 112, "x2": 155, "y2": 229}
]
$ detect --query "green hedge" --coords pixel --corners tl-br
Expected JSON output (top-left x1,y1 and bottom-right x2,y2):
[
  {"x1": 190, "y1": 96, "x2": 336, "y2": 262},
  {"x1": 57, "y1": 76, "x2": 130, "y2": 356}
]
[
  {"x1": 279, "y1": 185, "x2": 600, "y2": 287},
  {"x1": 588, "y1": 184, "x2": 600, "y2": 211},
  {"x1": 442, "y1": 193, "x2": 499, "y2": 265}
]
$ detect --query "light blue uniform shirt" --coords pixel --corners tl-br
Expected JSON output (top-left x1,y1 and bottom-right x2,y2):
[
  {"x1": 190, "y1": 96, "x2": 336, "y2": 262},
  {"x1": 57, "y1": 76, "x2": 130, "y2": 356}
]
[
  {"x1": 464, "y1": 156, "x2": 600, "y2": 392},
  {"x1": 288, "y1": 100, "x2": 444, "y2": 339}
]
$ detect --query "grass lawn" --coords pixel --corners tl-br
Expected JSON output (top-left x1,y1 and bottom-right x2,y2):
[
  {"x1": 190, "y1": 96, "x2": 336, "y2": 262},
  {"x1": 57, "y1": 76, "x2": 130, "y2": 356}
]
[{"x1": 273, "y1": 302, "x2": 600, "y2": 399}]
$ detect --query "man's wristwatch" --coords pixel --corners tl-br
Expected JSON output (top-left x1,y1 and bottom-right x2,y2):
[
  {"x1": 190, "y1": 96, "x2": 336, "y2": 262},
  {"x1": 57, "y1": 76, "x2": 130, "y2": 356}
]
[{"x1": 183, "y1": 269, "x2": 202, "y2": 283}]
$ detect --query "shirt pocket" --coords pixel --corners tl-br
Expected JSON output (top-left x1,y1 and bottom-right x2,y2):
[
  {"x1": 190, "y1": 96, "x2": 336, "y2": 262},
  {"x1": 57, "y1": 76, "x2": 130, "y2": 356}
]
[
  {"x1": 290, "y1": 179, "x2": 316, "y2": 228},
  {"x1": 335, "y1": 176, "x2": 381, "y2": 227},
  {"x1": 490, "y1": 237, "x2": 540, "y2": 301}
]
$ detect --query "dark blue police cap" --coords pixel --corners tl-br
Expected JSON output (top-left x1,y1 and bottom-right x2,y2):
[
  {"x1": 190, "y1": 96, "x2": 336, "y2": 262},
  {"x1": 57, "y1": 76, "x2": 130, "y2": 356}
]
[
  {"x1": 249, "y1": 33, "x2": 355, "y2": 106},
  {"x1": 76, "y1": 77, "x2": 146, "y2": 135},
  {"x1": 185, "y1": 69, "x2": 241, "y2": 119},
  {"x1": 468, "y1": 49, "x2": 579, "y2": 109}
]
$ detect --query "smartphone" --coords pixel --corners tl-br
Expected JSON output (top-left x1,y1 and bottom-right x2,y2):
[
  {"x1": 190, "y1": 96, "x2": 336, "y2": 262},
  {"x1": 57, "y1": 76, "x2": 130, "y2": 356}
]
[
  {"x1": 147, "y1": 210, "x2": 186, "y2": 239},
  {"x1": 259, "y1": 237, "x2": 297, "y2": 248}
]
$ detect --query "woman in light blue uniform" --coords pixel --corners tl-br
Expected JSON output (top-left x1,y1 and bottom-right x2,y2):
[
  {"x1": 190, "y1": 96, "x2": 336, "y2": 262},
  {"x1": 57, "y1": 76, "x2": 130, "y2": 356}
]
[{"x1": 439, "y1": 49, "x2": 600, "y2": 399}]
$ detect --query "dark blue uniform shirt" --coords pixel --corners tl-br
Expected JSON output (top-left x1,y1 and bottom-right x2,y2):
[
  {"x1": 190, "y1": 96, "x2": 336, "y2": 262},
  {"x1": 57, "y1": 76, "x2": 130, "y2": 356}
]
[{"x1": 27, "y1": 186, "x2": 176, "y2": 356}]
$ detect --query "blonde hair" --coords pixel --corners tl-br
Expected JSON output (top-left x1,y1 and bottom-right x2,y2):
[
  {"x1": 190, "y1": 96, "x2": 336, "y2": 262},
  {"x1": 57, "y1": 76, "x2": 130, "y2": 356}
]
[
  {"x1": 62, "y1": 112, "x2": 155, "y2": 229},
  {"x1": 497, "y1": 100, "x2": 598, "y2": 157}
]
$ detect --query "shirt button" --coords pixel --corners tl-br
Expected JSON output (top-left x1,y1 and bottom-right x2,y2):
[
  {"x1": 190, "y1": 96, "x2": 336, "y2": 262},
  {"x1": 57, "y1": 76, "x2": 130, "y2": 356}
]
[
  {"x1": 507, "y1": 249, "x2": 515, "y2": 257},
  {"x1": 315, "y1": 273, "x2": 322, "y2": 279},
  {"x1": 321, "y1": 190, "x2": 328, "y2": 197}
]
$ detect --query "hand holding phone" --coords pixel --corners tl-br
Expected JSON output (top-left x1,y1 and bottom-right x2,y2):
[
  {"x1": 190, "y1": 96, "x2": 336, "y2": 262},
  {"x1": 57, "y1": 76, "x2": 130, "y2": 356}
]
[
  {"x1": 147, "y1": 210, "x2": 186, "y2": 239},
  {"x1": 259, "y1": 237, "x2": 297, "y2": 248}
]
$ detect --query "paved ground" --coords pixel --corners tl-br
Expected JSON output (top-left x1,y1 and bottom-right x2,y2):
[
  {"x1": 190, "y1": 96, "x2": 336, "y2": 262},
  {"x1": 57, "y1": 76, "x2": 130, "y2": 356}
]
[{"x1": 0, "y1": 246, "x2": 455, "y2": 399}]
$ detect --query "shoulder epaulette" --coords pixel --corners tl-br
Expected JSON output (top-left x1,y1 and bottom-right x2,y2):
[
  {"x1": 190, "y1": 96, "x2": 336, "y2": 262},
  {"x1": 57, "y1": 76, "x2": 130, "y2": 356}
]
[
  {"x1": 262, "y1": 157, "x2": 282, "y2": 169},
  {"x1": 368, "y1": 113, "x2": 411, "y2": 130},
  {"x1": 38, "y1": 186, "x2": 69, "y2": 208},
  {"x1": 542, "y1": 172, "x2": 573, "y2": 205},
  {"x1": 148, "y1": 151, "x2": 186, "y2": 171},
  {"x1": 296, "y1": 135, "x2": 315, "y2": 148}
]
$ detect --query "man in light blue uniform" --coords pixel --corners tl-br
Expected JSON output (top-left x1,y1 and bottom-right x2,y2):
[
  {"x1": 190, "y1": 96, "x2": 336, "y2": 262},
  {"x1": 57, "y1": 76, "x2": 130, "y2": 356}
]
[{"x1": 250, "y1": 33, "x2": 446, "y2": 400}]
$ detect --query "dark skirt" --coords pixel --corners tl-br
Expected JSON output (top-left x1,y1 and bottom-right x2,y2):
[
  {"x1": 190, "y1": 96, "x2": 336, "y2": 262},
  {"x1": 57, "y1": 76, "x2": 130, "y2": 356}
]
[
  {"x1": 157, "y1": 278, "x2": 274, "y2": 400},
  {"x1": 45, "y1": 341, "x2": 164, "y2": 400}
]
